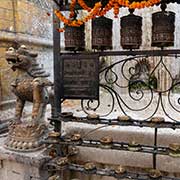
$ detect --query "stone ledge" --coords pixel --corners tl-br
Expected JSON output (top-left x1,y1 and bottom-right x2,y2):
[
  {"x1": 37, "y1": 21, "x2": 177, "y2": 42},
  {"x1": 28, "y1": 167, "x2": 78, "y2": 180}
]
[
  {"x1": 0, "y1": 31, "x2": 53, "y2": 48},
  {"x1": 0, "y1": 99, "x2": 16, "y2": 111}
]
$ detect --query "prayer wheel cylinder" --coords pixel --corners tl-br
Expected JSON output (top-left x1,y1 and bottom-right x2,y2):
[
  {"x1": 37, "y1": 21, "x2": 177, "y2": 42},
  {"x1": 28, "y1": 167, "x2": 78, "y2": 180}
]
[
  {"x1": 120, "y1": 13, "x2": 142, "y2": 49},
  {"x1": 92, "y1": 16, "x2": 113, "y2": 50},
  {"x1": 64, "y1": 25, "x2": 85, "y2": 51},
  {"x1": 152, "y1": 10, "x2": 175, "y2": 47}
]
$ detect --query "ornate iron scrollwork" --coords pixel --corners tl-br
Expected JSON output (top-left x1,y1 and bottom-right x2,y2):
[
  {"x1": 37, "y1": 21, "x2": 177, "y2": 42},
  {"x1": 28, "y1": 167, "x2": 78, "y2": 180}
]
[{"x1": 81, "y1": 52, "x2": 180, "y2": 122}]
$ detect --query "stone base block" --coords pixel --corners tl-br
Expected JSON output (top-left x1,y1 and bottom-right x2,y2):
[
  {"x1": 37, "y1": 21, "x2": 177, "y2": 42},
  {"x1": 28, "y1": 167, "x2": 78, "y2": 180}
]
[{"x1": 0, "y1": 137, "x2": 50, "y2": 180}]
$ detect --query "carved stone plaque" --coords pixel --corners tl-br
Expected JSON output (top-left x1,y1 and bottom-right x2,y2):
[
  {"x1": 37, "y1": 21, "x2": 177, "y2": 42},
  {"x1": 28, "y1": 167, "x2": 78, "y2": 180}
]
[{"x1": 61, "y1": 54, "x2": 99, "y2": 99}]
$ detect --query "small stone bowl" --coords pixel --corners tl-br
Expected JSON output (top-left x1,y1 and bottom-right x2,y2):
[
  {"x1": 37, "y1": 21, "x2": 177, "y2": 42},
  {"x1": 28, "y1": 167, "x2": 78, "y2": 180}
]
[
  {"x1": 87, "y1": 113, "x2": 99, "y2": 120},
  {"x1": 150, "y1": 117, "x2": 165, "y2": 123},
  {"x1": 71, "y1": 133, "x2": 82, "y2": 144},
  {"x1": 128, "y1": 141, "x2": 141, "y2": 152},
  {"x1": 148, "y1": 169, "x2": 162, "y2": 179},
  {"x1": 48, "y1": 132, "x2": 61, "y2": 143},
  {"x1": 114, "y1": 165, "x2": 126, "y2": 178},
  {"x1": 169, "y1": 143, "x2": 180, "y2": 157},
  {"x1": 100, "y1": 136, "x2": 113, "y2": 149},
  {"x1": 56, "y1": 157, "x2": 69, "y2": 169},
  {"x1": 117, "y1": 115, "x2": 131, "y2": 122},
  {"x1": 48, "y1": 175, "x2": 60, "y2": 180},
  {"x1": 84, "y1": 162, "x2": 97, "y2": 173},
  {"x1": 68, "y1": 146, "x2": 79, "y2": 156}
]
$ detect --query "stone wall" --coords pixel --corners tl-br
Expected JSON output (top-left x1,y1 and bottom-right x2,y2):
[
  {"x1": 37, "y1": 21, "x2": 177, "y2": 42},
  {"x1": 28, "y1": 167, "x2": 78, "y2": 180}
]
[{"x1": 0, "y1": 0, "x2": 53, "y2": 110}]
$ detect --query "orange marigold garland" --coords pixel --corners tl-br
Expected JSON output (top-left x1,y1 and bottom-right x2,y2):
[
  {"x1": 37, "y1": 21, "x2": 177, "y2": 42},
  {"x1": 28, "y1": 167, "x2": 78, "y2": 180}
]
[
  {"x1": 69, "y1": 0, "x2": 77, "y2": 18},
  {"x1": 76, "y1": 0, "x2": 161, "y2": 16},
  {"x1": 54, "y1": 0, "x2": 161, "y2": 31},
  {"x1": 78, "y1": 0, "x2": 92, "y2": 12},
  {"x1": 113, "y1": 2, "x2": 120, "y2": 18},
  {"x1": 83, "y1": 2, "x2": 102, "y2": 21},
  {"x1": 118, "y1": 0, "x2": 161, "y2": 9},
  {"x1": 99, "y1": 0, "x2": 114, "y2": 16},
  {"x1": 57, "y1": 28, "x2": 65, "y2": 32},
  {"x1": 55, "y1": 2, "x2": 102, "y2": 27}
]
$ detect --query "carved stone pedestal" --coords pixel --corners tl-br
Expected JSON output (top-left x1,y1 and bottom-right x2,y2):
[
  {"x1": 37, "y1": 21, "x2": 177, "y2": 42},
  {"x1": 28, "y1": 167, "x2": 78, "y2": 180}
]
[
  {"x1": 4, "y1": 122, "x2": 48, "y2": 152},
  {"x1": 0, "y1": 137, "x2": 50, "y2": 180}
]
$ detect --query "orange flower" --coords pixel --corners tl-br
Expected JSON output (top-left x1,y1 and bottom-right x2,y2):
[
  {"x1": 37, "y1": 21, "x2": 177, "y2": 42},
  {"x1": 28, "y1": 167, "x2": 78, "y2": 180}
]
[
  {"x1": 55, "y1": 2, "x2": 102, "y2": 28},
  {"x1": 78, "y1": 0, "x2": 91, "y2": 12},
  {"x1": 54, "y1": 0, "x2": 161, "y2": 31},
  {"x1": 57, "y1": 28, "x2": 65, "y2": 32},
  {"x1": 113, "y1": 2, "x2": 120, "y2": 18},
  {"x1": 69, "y1": 0, "x2": 76, "y2": 18},
  {"x1": 118, "y1": 0, "x2": 161, "y2": 8}
]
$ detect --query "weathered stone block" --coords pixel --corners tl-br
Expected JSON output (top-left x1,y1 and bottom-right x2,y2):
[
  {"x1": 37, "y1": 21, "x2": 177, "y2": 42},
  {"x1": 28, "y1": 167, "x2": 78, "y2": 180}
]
[
  {"x1": 0, "y1": 137, "x2": 50, "y2": 180},
  {"x1": 0, "y1": 0, "x2": 13, "y2": 9},
  {"x1": 0, "y1": 20, "x2": 14, "y2": 32},
  {"x1": 0, "y1": 8, "x2": 14, "y2": 21}
]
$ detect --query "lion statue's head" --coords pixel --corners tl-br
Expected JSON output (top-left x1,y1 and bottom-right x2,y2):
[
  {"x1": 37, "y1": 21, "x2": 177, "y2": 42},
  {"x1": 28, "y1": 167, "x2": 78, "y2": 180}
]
[{"x1": 6, "y1": 45, "x2": 49, "y2": 78}]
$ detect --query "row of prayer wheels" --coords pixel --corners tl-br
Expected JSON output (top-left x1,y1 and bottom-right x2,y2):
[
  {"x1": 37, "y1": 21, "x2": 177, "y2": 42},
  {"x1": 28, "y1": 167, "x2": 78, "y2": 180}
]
[{"x1": 64, "y1": 6, "x2": 175, "y2": 51}]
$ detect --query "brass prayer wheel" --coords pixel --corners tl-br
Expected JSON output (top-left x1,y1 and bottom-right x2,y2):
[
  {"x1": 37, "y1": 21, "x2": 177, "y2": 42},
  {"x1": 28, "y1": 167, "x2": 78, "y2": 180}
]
[
  {"x1": 64, "y1": 25, "x2": 85, "y2": 51},
  {"x1": 92, "y1": 16, "x2": 113, "y2": 50},
  {"x1": 120, "y1": 11, "x2": 142, "y2": 50},
  {"x1": 152, "y1": 5, "x2": 175, "y2": 47}
]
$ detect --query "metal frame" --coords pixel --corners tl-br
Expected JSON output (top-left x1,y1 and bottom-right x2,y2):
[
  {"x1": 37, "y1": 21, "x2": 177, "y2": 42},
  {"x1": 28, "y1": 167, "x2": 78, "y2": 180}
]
[
  {"x1": 53, "y1": 0, "x2": 62, "y2": 132},
  {"x1": 51, "y1": 1, "x2": 180, "y2": 179}
]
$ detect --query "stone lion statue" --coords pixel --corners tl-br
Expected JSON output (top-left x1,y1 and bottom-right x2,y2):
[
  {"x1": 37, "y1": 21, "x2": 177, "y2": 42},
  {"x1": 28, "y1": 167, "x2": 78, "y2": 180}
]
[
  {"x1": 4, "y1": 45, "x2": 54, "y2": 151},
  {"x1": 5, "y1": 45, "x2": 54, "y2": 124}
]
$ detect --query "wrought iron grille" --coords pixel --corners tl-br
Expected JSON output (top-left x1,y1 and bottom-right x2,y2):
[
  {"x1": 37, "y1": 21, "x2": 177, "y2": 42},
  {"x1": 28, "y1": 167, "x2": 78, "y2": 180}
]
[
  {"x1": 48, "y1": 50, "x2": 180, "y2": 179},
  {"x1": 56, "y1": 50, "x2": 180, "y2": 122},
  {"x1": 49, "y1": 1, "x2": 180, "y2": 180}
]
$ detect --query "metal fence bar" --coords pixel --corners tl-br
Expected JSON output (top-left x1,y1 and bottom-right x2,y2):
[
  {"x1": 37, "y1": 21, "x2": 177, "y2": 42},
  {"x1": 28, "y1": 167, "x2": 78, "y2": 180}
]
[{"x1": 49, "y1": 117, "x2": 180, "y2": 129}]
